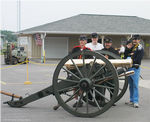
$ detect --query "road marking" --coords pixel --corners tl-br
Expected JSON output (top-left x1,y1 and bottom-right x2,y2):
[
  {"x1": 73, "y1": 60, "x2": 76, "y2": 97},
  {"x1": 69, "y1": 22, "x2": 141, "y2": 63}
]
[
  {"x1": 141, "y1": 65, "x2": 150, "y2": 70},
  {"x1": 29, "y1": 61, "x2": 57, "y2": 66},
  {"x1": 45, "y1": 74, "x2": 53, "y2": 77},
  {"x1": 0, "y1": 81, "x2": 7, "y2": 85},
  {"x1": 0, "y1": 61, "x2": 26, "y2": 70},
  {"x1": 31, "y1": 81, "x2": 50, "y2": 84},
  {"x1": 6, "y1": 81, "x2": 50, "y2": 85},
  {"x1": 1, "y1": 61, "x2": 57, "y2": 70}
]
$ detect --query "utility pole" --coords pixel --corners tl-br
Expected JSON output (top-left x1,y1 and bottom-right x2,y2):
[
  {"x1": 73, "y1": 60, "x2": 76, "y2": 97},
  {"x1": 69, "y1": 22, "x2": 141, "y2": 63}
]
[
  {"x1": 17, "y1": 0, "x2": 21, "y2": 47},
  {"x1": 17, "y1": 0, "x2": 21, "y2": 32}
]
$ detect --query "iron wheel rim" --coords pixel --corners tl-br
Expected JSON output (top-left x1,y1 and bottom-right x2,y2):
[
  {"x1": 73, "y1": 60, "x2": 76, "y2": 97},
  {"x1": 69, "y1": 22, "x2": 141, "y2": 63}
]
[{"x1": 53, "y1": 51, "x2": 119, "y2": 117}]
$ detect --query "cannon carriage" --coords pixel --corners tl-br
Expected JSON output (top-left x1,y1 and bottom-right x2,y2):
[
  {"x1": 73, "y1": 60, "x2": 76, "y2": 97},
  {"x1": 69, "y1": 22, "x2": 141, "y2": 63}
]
[{"x1": 3, "y1": 51, "x2": 134, "y2": 118}]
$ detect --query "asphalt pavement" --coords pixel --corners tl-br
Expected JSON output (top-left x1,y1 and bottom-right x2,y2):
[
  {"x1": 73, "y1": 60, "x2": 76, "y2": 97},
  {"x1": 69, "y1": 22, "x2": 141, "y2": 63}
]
[{"x1": 1, "y1": 56, "x2": 150, "y2": 122}]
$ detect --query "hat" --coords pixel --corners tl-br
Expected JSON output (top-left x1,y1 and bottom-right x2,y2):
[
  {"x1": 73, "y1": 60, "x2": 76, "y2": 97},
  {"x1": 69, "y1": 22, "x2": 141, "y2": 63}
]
[
  {"x1": 91, "y1": 33, "x2": 98, "y2": 38},
  {"x1": 126, "y1": 39, "x2": 132, "y2": 45},
  {"x1": 79, "y1": 35, "x2": 87, "y2": 41},
  {"x1": 132, "y1": 35, "x2": 141, "y2": 40},
  {"x1": 104, "y1": 37, "x2": 112, "y2": 43}
]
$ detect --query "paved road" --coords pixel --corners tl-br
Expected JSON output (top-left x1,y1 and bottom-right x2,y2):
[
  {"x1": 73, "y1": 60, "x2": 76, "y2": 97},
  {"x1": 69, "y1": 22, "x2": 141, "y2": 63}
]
[{"x1": 1, "y1": 56, "x2": 150, "y2": 122}]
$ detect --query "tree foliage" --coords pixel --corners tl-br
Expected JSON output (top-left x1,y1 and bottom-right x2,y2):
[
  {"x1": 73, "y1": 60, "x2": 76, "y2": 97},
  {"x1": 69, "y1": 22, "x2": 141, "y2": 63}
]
[{"x1": 0, "y1": 30, "x2": 17, "y2": 42}]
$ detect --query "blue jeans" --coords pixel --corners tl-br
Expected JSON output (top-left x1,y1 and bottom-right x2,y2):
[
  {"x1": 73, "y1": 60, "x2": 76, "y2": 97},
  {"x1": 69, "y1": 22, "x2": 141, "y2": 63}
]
[{"x1": 128, "y1": 67, "x2": 140, "y2": 103}]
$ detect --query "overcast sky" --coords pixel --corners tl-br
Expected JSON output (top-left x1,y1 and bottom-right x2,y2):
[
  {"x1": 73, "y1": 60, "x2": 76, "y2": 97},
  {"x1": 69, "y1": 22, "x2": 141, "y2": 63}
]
[{"x1": 1, "y1": 0, "x2": 150, "y2": 32}]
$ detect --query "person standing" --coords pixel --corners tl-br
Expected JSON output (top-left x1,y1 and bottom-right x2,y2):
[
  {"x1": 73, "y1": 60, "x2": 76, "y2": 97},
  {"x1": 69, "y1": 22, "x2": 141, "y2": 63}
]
[
  {"x1": 125, "y1": 35, "x2": 144, "y2": 108},
  {"x1": 71, "y1": 35, "x2": 92, "y2": 107},
  {"x1": 119, "y1": 44, "x2": 125, "y2": 59},
  {"x1": 101, "y1": 37, "x2": 119, "y2": 106},
  {"x1": 102, "y1": 37, "x2": 119, "y2": 58},
  {"x1": 71, "y1": 35, "x2": 91, "y2": 54},
  {"x1": 86, "y1": 33, "x2": 104, "y2": 51}
]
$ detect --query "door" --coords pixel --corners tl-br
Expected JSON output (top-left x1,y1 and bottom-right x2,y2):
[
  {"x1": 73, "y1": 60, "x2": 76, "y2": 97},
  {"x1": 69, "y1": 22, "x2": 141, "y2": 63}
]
[{"x1": 45, "y1": 37, "x2": 68, "y2": 59}]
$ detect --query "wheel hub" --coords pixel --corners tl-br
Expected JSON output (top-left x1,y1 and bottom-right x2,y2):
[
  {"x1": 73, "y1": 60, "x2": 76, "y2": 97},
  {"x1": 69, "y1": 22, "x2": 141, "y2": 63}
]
[{"x1": 79, "y1": 78, "x2": 92, "y2": 91}]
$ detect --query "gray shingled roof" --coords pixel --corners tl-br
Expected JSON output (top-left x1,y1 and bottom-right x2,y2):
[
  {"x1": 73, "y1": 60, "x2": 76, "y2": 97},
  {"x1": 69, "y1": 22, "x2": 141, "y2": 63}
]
[{"x1": 19, "y1": 14, "x2": 150, "y2": 35}]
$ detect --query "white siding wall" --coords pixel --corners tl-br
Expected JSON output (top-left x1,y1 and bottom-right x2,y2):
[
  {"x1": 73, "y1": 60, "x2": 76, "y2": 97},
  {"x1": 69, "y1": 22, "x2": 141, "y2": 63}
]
[{"x1": 28, "y1": 36, "x2": 32, "y2": 58}]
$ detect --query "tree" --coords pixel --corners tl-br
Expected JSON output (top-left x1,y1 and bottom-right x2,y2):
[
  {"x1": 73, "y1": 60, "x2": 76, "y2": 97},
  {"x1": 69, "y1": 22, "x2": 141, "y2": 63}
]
[{"x1": 0, "y1": 30, "x2": 17, "y2": 42}]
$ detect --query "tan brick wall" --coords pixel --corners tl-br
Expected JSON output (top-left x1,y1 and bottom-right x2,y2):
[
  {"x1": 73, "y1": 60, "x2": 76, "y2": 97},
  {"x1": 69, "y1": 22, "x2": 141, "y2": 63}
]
[{"x1": 68, "y1": 36, "x2": 79, "y2": 52}]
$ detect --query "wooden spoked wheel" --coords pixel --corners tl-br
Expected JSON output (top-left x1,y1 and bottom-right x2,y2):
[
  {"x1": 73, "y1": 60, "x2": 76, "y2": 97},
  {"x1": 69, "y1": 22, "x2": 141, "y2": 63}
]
[{"x1": 53, "y1": 51, "x2": 119, "y2": 117}]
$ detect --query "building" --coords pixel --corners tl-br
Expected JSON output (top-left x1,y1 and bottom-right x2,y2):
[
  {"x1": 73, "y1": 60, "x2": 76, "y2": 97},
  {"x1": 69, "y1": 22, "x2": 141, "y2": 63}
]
[{"x1": 17, "y1": 14, "x2": 150, "y2": 59}]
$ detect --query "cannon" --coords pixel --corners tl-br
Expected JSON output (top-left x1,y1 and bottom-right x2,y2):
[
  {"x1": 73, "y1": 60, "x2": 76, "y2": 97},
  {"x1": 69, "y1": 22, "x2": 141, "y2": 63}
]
[{"x1": 3, "y1": 51, "x2": 134, "y2": 118}]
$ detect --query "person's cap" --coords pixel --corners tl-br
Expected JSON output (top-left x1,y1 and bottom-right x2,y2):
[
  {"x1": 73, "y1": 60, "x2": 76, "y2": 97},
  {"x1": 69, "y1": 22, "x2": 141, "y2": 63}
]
[
  {"x1": 91, "y1": 33, "x2": 98, "y2": 38},
  {"x1": 79, "y1": 35, "x2": 87, "y2": 41},
  {"x1": 126, "y1": 39, "x2": 133, "y2": 45},
  {"x1": 132, "y1": 35, "x2": 141, "y2": 40},
  {"x1": 104, "y1": 37, "x2": 112, "y2": 43}
]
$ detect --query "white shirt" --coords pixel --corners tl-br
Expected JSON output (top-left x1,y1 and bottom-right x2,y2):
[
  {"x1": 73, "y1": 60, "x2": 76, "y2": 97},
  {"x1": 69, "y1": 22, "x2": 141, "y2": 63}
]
[
  {"x1": 86, "y1": 42, "x2": 104, "y2": 51},
  {"x1": 119, "y1": 46, "x2": 125, "y2": 53}
]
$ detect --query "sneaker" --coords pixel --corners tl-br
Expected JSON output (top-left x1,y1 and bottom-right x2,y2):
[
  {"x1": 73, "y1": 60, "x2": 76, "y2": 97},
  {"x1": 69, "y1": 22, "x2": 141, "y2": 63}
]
[
  {"x1": 133, "y1": 103, "x2": 139, "y2": 108},
  {"x1": 73, "y1": 101, "x2": 83, "y2": 108},
  {"x1": 125, "y1": 101, "x2": 133, "y2": 106}
]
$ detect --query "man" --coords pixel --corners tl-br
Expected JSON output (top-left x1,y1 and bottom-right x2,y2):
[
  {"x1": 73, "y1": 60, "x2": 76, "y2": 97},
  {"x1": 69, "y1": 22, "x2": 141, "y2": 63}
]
[
  {"x1": 102, "y1": 37, "x2": 119, "y2": 58},
  {"x1": 86, "y1": 33, "x2": 104, "y2": 51},
  {"x1": 72, "y1": 35, "x2": 91, "y2": 54},
  {"x1": 101, "y1": 37, "x2": 119, "y2": 106},
  {"x1": 124, "y1": 35, "x2": 144, "y2": 108},
  {"x1": 71, "y1": 35, "x2": 92, "y2": 107}
]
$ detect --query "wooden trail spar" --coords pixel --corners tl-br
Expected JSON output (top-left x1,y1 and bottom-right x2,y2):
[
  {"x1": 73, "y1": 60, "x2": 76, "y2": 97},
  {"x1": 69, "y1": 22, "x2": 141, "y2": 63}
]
[
  {"x1": 65, "y1": 59, "x2": 132, "y2": 68},
  {"x1": 0, "y1": 91, "x2": 22, "y2": 99}
]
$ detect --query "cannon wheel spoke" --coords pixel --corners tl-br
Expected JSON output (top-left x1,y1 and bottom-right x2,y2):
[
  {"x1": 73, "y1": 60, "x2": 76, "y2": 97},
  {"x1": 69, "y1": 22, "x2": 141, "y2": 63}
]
[
  {"x1": 62, "y1": 67, "x2": 81, "y2": 80},
  {"x1": 93, "y1": 84, "x2": 114, "y2": 90},
  {"x1": 58, "y1": 84, "x2": 79, "y2": 93},
  {"x1": 106, "y1": 81, "x2": 115, "y2": 87},
  {"x1": 90, "y1": 64, "x2": 106, "y2": 79},
  {"x1": 82, "y1": 53, "x2": 87, "y2": 77},
  {"x1": 58, "y1": 78, "x2": 79, "y2": 83},
  {"x1": 62, "y1": 88, "x2": 81, "y2": 104},
  {"x1": 92, "y1": 88, "x2": 110, "y2": 102},
  {"x1": 107, "y1": 88, "x2": 113, "y2": 96},
  {"x1": 86, "y1": 91, "x2": 89, "y2": 114},
  {"x1": 75, "y1": 91, "x2": 84, "y2": 111},
  {"x1": 71, "y1": 58, "x2": 84, "y2": 78},
  {"x1": 89, "y1": 90, "x2": 101, "y2": 110},
  {"x1": 119, "y1": 88, "x2": 123, "y2": 91}
]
